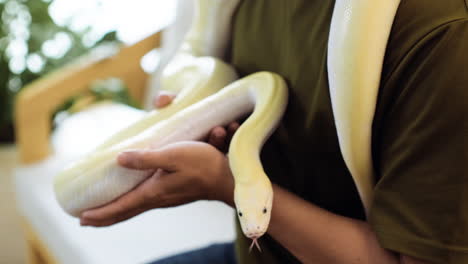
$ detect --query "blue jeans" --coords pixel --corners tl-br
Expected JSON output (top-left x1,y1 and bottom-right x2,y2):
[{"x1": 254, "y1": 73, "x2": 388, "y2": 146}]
[{"x1": 148, "y1": 243, "x2": 237, "y2": 264}]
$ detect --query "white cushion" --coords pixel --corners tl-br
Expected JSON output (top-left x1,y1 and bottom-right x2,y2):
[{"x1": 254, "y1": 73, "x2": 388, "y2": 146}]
[{"x1": 14, "y1": 102, "x2": 236, "y2": 264}]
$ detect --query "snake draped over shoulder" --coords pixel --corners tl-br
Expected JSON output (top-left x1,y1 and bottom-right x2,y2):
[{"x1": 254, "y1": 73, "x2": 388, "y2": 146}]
[{"x1": 54, "y1": 0, "x2": 401, "y2": 248}]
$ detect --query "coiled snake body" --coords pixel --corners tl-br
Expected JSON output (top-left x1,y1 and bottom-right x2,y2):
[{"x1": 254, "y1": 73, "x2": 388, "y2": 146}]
[{"x1": 54, "y1": 0, "x2": 401, "y2": 251}]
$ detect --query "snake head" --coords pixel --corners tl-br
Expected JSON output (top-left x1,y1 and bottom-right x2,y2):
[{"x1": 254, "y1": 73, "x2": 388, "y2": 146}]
[{"x1": 234, "y1": 179, "x2": 273, "y2": 240}]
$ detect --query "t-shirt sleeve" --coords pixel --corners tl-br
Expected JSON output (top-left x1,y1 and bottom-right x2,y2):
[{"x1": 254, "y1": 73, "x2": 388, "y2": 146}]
[{"x1": 370, "y1": 20, "x2": 468, "y2": 264}]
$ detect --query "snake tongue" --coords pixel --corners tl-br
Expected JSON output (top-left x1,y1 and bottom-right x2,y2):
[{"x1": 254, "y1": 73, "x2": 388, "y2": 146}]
[{"x1": 249, "y1": 238, "x2": 262, "y2": 252}]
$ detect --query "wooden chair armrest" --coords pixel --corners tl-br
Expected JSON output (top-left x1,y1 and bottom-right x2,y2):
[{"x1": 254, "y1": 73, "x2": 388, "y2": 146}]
[{"x1": 15, "y1": 31, "x2": 162, "y2": 164}]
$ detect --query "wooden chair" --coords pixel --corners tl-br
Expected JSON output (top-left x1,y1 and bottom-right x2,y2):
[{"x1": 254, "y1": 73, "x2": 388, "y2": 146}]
[{"x1": 13, "y1": 30, "x2": 235, "y2": 264}]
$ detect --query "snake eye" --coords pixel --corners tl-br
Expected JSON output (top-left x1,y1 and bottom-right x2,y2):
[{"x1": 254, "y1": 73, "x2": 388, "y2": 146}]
[
  {"x1": 238, "y1": 211, "x2": 243, "y2": 217},
  {"x1": 263, "y1": 208, "x2": 267, "y2": 214}
]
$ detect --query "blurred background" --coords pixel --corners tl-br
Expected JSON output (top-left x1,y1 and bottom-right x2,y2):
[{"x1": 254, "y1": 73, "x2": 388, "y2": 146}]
[
  {"x1": 0, "y1": 0, "x2": 175, "y2": 143},
  {"x1": 0, "y1": 0, "x2": 176, "y2": 263}
]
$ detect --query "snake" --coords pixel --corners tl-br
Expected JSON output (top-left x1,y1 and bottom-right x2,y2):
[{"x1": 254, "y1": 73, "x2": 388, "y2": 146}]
[{"x1": 54, "y1": 0, "x2": 401, "y2": 252}]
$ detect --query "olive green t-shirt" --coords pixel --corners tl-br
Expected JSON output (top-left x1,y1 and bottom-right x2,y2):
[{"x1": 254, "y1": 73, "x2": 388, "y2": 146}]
[{"x1": 229, "y1": 0, "x2": 468, "y2": 263}]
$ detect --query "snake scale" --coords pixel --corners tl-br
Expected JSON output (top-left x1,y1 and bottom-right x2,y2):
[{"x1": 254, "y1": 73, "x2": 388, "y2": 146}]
[{"x1": 54, "y1": 0, "x2": 401, "y2": 250}]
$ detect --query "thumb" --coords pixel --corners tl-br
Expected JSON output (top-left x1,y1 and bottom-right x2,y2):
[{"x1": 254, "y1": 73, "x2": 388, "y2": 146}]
[
  {"x1": 153, "y1": 91, "x2": 176, "y2": 108},
  {"x1": 117, "y1": 149, "x2": 176, "y2": 171}
]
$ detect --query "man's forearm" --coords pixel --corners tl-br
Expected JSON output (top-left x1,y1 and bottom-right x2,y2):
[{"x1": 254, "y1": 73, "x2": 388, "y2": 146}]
[{"x1": 265, "y1": 184, "x2": 428, "y2": 264}]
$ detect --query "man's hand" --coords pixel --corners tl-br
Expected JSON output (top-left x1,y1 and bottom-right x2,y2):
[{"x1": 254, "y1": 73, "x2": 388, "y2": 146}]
[
  {"x1": 154, "y1": 91, "x2": 239, "y2": 152},
  {"x1": 79, "y1": 92, "x2": 240, "y2": 227},
  {"x1": 80, "y1": 141, "x2": 234, "y2": 227}
]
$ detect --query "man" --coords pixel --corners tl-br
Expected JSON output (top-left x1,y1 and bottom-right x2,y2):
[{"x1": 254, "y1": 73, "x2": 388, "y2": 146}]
[{"x1": 80, "y1": 0, "x2": 468, "y2": 263}]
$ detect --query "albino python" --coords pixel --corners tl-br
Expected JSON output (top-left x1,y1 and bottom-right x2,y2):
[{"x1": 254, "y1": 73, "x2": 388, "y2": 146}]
[{"x1": 54, "y1": 0, "x2": 401, "y2": 251}]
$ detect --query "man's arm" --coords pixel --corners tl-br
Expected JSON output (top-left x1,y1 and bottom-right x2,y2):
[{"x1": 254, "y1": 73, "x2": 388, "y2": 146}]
[
  {"x1": 80, "y1": 141, "x2": 431, "y2": 264},
  {"x1": 217, "y1": 175, "x2": 429, "y2": 264},
  {"x1": 260, "y1": 184, "x2": 430, "y2": 264}
]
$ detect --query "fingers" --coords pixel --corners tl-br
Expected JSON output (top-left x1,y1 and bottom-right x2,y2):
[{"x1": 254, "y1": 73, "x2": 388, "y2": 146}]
[
  {"x1": 208, "y1": 126, "x2": 227, "y2": 150},
  {"x1": 207, "y1": 122, "x2": 240, "y2": 152},
  {"x1": 81, "y1": 169, "x2": 169, "y2": 227},
  {"x1": 81, "y1": 206, "x2": 147, "y2": 227},
  {"x1": 118, "y1": 150, "x2": 176, "y2": 171},
  {"x1": 80, "y1": 184, "x2": 150, "y2": 226},
  {"x1": 153, "y1": 91, "x2": 176, "y2": 108},
  {"x1": 226, "y1": 122, "x2": 240, "y2": 142}
]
